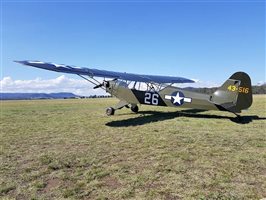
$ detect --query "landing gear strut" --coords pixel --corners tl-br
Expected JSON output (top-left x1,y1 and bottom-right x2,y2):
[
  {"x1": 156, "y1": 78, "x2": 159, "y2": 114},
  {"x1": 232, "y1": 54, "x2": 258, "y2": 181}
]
[
  {"x1": 106, "y1": 107, "x2": 115, "y2": 116},
  {"x1": 232, "y1": 112, "x2": 243, "y2": 121}
]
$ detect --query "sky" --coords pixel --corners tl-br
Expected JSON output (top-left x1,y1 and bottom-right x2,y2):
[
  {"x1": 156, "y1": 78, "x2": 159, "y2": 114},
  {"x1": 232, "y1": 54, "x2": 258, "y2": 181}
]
[{"x1": 1, "y1": 0, "x2": 265, "y2": 95}]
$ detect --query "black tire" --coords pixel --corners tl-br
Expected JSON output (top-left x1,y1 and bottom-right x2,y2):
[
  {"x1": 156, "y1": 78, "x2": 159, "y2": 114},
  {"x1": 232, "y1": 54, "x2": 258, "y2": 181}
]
[
  {"x1": 131, "y1": 105, "x2": 139, "y2": 113},
  {"x1": 106, "y1": 107, "x2": 115, "y2": 116}
]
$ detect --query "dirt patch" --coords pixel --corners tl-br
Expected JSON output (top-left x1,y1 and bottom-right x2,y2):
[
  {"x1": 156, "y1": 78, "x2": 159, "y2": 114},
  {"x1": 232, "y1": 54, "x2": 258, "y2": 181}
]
[
  {"x1": 43, "y1": 178, "x2": 60, "y2": 192},
  {"x1": 103, "y1": 176, "x2": 121, "y2": 189}
]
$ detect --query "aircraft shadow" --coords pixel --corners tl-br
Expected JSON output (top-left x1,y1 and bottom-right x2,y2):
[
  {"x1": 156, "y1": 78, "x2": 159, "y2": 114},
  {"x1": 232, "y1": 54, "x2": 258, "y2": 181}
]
[{"x1": 105, "y1": 109, "x2": 266, "y2": 127}]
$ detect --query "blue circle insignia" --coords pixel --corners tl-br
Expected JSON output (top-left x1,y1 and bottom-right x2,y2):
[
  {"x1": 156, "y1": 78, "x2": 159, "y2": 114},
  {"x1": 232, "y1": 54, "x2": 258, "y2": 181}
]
[{"x1": 170, "y1": 91, "x2": 185, "y2": 106}]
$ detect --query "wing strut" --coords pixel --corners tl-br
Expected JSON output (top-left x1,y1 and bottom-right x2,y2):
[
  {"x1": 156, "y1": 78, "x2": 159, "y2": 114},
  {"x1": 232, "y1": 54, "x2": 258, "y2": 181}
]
[{"x1": 77, "y1": 74, "x2": 105, "y2": 90}]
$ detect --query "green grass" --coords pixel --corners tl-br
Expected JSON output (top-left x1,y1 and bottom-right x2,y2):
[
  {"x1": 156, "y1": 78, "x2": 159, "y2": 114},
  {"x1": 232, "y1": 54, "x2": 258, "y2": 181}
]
[{"x1": 0, "y1": 95, "x2": 265, "y2": 199}]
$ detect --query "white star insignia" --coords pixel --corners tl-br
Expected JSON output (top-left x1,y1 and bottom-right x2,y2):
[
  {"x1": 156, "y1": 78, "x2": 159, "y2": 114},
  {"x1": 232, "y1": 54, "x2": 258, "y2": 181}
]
[
  {"x1": 165, "y1": 92, "x2": 192, "y2": 106},
  {"x1": 172, "y1": 92, "x2": 184, "y2": 104}
]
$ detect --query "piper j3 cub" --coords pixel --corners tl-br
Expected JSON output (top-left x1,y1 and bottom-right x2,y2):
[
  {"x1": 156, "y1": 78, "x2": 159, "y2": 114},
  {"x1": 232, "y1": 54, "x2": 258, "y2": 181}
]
[{"x1": 16, "y1": 61, "x2": 253, "y2": 118}]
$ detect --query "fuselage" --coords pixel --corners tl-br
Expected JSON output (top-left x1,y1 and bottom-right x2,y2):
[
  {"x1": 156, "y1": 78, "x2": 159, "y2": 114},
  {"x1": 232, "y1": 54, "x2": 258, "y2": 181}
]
[{"x1": 106, "y1": 80, "x2": 221, "y2": 111}]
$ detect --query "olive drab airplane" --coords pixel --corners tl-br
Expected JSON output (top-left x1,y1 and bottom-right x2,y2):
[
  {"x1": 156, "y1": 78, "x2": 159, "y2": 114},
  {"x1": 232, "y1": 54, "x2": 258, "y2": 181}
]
[{"x1": 15, "y1": 61, "x2": 253, "y2": 118}]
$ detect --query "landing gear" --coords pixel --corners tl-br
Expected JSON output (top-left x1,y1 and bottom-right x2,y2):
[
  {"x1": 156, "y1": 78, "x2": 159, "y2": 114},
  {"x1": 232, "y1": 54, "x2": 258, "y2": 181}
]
[
  {"x1": 106, "y1": 104, "x2": 139, "y2": 116},
  {"x1": 106, "y1": 107, "x2": 115, "y2": 116},
  {"x1": 131, "y1": 105, "x2": 139, "y2": 113},
  {"x1": 233, "y1": 112, "x2": 242, "y2": 122}
]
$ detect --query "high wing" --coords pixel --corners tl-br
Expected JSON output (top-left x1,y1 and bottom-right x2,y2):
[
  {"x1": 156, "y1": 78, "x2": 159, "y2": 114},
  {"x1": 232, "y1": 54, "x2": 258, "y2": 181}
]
[{"x1": 15, "y1": 60, "x2": 194, "y2": 84}]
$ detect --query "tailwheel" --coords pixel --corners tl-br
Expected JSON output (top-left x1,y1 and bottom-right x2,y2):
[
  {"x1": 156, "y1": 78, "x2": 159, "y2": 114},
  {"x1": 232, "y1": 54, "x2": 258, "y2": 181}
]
[
  {"x1": 131, "y1": 105, "x2": 139, "y2": 113},
  {"x1": 106, "y1": 107, "x2": 115, "y2": 116},
  {"x1": 233, "y1": 112, "x2": 241, "y2": 119},
  {"x1": 236, "y1": 114, "x2": 242, "y2": 122}
]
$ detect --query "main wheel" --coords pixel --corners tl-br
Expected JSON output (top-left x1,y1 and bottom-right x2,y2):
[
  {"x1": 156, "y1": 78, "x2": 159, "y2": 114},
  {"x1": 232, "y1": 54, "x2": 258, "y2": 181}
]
[
  {"x1": 131, "y1": 105, "x2": 139, "y2": 113},
  {"x1": 106, "y1": 107, "x2": 115, "y2": 116}
]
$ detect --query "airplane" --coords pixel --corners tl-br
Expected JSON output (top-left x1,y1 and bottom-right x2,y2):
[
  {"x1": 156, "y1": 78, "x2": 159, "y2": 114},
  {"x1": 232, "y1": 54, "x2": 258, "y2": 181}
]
[{"x1": 15, "y1": 60, "x2": 253, "y2": 118}]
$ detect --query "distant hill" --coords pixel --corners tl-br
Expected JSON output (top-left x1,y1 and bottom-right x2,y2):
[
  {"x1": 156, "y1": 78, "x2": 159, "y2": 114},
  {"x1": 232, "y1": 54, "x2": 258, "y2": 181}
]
[
  {"x1": 252, "y1": 84, "x2": 266, "y2": 94},
  {"x1": 0, "y1": 93, "x2": 80, "y2": 100}
]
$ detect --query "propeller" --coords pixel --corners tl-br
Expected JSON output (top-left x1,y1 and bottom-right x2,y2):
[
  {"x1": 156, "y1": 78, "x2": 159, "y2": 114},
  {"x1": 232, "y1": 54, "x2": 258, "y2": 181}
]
[{"x1": 93, "y1": 84, "x2": 103, "y2": 89}]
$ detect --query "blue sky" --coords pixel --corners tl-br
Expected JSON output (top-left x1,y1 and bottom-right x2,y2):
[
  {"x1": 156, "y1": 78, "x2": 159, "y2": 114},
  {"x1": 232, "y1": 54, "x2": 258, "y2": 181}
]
[{"x1": 1, "y1": 1, "x2": 265, "y2": 94}]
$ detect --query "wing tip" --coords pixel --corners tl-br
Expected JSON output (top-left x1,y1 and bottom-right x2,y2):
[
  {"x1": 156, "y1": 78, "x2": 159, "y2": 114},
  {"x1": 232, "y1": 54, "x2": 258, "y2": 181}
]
[
  {"x1": 14, "y1": 60, "x2": 23, "y2": 64},
  {"x1": 14, "y1": 60, "x2": 29, "y2": 65}
]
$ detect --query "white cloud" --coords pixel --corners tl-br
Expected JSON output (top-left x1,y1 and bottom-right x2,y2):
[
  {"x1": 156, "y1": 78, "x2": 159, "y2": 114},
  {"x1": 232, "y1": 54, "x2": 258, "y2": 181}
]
[
  {"x1": 174, "y1": 79, "x2": 220, "y2": 88},
  {"x1": 0, "y1": 76, "x2": 107, "y2": 96}
]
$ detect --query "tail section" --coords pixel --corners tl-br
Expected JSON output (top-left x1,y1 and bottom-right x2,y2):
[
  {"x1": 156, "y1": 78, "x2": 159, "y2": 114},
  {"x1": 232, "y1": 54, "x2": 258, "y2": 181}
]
[{"x1": 211, "y1": 72, "x2": 252, "y2": 113}]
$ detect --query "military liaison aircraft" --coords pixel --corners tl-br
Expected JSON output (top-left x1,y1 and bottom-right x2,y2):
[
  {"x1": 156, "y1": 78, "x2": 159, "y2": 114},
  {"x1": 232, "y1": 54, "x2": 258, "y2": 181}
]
[{"x1": 16, "y1": 61, "x2": 252, "y2": 118}]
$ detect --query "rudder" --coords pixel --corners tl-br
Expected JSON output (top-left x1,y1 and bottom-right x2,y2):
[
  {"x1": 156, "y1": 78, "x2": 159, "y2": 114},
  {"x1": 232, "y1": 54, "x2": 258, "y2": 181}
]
[{"x1": 211, "y1": 72, "x2": 252, "y2": 113}]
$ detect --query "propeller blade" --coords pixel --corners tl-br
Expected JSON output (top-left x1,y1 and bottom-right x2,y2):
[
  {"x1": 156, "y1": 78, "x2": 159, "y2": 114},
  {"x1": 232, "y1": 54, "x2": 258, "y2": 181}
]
[{"x1": 93, "y1": 84, "x2": 103, "y2": 89}]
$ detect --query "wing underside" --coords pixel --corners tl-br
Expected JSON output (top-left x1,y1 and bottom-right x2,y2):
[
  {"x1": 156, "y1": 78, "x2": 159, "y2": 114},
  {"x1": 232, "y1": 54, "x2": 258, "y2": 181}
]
[{"x1": 15, "y1": 60, "x2": 194, "y2": 84}]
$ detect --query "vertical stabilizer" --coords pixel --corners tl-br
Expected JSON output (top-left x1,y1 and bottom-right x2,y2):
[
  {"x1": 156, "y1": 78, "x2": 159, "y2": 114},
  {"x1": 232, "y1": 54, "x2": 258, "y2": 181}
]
[{"x1": 211, "y1": 72, "x2": 252, "y2": 113}]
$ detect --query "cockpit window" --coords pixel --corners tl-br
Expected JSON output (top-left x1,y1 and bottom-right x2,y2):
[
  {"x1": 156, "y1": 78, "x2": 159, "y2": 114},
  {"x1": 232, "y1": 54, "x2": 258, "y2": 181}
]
[
  {"x1": 116, "y1": 80, "x2": 164, "y2": 92},
  {"x1": 117, "y1": 80, "x2": 128, "y2": 88}
]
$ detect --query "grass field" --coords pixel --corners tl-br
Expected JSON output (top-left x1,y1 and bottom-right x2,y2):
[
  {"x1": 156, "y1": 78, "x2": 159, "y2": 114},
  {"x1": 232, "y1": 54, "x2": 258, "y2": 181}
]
[{"x1": 0, "y1": 95, "x2": 266, "y2": 200}]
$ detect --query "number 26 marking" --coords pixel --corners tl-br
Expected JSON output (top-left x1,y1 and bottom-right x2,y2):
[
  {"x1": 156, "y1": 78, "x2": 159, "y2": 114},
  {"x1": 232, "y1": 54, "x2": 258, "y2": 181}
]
[{"x1": 144, "y1": 93, "x2": 159, "y2": 105}]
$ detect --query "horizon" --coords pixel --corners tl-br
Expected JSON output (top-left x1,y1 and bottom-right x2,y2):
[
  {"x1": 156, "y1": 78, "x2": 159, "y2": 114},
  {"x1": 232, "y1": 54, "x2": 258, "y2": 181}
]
[{"x1": 1, "y1": 76, "x2": 265, "y2": 97}]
